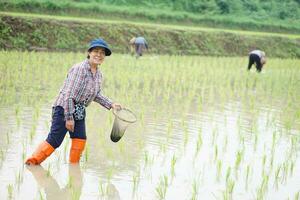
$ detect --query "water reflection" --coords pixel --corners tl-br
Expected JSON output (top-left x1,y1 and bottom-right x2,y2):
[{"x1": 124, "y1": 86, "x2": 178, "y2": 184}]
[
  {"x1": 26, "y1": 164, "x2": 83, "y2": 200},
  {"x1": 105, "y1": 183, "x2": 120, "y2": 200}
]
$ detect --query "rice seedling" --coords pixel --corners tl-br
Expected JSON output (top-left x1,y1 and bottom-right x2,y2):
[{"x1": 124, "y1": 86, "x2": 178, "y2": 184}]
[
  {"x1": 223, "y1": 178, "x2": 235, "y2": 200},
  {"x1": 256, "y1": 175, "x2": 269, "y2": 200},
  {"x1": 29, "y1": 124, "x2": 37, "y2": 141},
  {"x1": 39, "y1": 190, "x2": 45, "y2": 200},
  {"x1": 67, "y1": 176, "x2": 74, "y2": 189},
  {"x1": 6, "y1": 131, "x2": 10, "y2": 144},
  {"x1": 191, "y1": 178, "x2": 199, "y2": 200},
  {"x1": 46, "y1": 164, "x2": 51, "y2": 177},
  {"x1": 170, "y1": 154, "x2": 177, "y2": 178},
  {"x1": 216, "y1": 159, "x2": 222, "y2": 182},
  {"x1": 214, "y1": 145, "x2": 218, "y2": 162},
  {"x1": 84, "y1": 144, "x2": 89, "y2": 162},
  {"x1": 99, "y1": 180, "x2": 106, "y2": 196},
  {"x1": 234, "y1": 150, "x2": 243, "y2": 171},
  {"x1": 226, "y1": 167, "x2": 231, "y2": 184},
  {"x1": 132, "y1": 170, "x2": 141, "y2": 193},
  {"x1": 71, "y1": 189, "x2": 81, "y2": 200},
  {"x1": 7, "y1": 184, "x2": 13, "y2": 199},
  {"x1": 155, "y1": 174, "x2": 168, "y2": 200},
  {"x1": 295, "y1": 191, "x2": 299, "y2": 200}
]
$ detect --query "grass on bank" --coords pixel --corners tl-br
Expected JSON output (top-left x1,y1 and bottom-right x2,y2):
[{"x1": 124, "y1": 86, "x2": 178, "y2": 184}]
[
  {"x1": 1, "y1": 11, "x2": 300, "y2": 40},
  {"x1": 0, "y1": 0, "x2": 300, "y2": 34}
]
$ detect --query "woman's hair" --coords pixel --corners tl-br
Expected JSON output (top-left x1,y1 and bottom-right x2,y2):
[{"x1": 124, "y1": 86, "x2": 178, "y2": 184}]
[{"x1": 87, "y1": 48, "x2": 92, "y2": 59}]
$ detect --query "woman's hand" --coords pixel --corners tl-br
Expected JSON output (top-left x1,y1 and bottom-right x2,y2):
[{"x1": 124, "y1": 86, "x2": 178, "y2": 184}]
[
  {"x1": 111, "y1": 103, "x2": 122, "y2": 110},
  {"x1": 66, "y1": 119, "x2": 75, "y2": 132}
]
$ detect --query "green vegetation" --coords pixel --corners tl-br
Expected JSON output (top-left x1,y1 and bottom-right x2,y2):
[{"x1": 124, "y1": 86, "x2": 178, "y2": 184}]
[
  {"x1": 0, "y1": 0, "x2": 299, "y2": 34},
  {"x1": 1, "y1": 14, "x2": 300, "y2": 58},
  {"x1": 1, "y1": 51, "x2": 300, "y2": 199}
]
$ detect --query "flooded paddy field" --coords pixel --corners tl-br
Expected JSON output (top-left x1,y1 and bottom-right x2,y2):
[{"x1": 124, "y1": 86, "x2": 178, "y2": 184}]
[{"x1": 0, "y1": 51, "x2": 299, "y2": 200}]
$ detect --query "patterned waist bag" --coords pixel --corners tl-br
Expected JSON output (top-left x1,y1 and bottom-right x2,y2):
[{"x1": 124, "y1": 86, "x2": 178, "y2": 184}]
[{"x1": 74, "y1": 102, "x2": 86, "y2": 120}]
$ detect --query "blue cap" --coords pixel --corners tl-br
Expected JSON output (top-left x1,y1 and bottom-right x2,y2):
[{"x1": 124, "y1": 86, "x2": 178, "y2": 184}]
[{"x1": 88, "y1": 38, "x2": 112, "y2": 56}]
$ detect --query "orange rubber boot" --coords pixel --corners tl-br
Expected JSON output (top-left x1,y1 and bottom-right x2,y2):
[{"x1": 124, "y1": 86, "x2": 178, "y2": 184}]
[
  {"x1": 25, "y1": 141, "x2": 55, "y2": 165},
  {"x1": 69, "y1": 138, "x2": 86, "y2": 163}
]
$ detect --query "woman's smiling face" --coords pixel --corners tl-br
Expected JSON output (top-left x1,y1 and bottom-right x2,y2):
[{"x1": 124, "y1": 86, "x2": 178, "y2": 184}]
[{"x1": 88, "y1": 47, "x2": 106, "y2": 66}]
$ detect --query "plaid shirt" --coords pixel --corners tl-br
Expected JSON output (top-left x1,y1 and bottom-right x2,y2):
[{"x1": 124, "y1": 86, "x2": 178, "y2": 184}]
[{"x1": 54, "y1": 59, "x2": 112, "y2": 120}]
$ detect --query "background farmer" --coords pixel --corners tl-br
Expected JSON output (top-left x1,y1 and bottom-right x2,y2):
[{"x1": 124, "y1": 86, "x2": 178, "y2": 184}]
[
  {"x1": 247, "y1": 49, "x2": 266, "y2": 72},
  {"x1": 25, "y1": 38, "x2": 121, "y2": 165},
  {"x1": 134, "y1": 36, "x2": 148, "y2": 58}
]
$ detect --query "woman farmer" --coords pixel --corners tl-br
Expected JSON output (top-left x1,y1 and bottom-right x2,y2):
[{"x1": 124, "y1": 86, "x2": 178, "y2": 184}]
[
  {"x1": 25, "y1": 38, "x2": 121, "y2": 165},
  {"x1": 247, "y1": 49, "x2": 266, "y2": 72}
]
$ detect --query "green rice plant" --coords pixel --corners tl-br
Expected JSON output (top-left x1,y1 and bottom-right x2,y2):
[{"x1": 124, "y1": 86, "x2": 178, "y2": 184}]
[
  {"x1": 64, "y1": 139, "x2": 69, "y2": 162},
  {"x1": 234, "y1": 150, "x2": 243, "y2": 171},
  {"x1": 191, "y1": 179, "x2": 199, "y2": 200},
  {"x1": 245, "y1": 165, "x2": 250, "y2": 190},
  {"x1": 159, "y1": 142, "x2": 167, "y2": 154},
  {"x1": 29, "y1": 124, "x2": 37, "y2": 141},
  {"x1": 256, "y1": 175, "x2": 269, "y2": 200},
  {"x1": 170, "y1": 154, "x2": 177, "y2": 178},
  {"x1": 166, "y1": 120, "x2": 173, "y2": 138},
  {"x1": 7, "y1": 184, "x2": 13, "y2": 200},
  {"x1": 211, "y1": 127, "x2": 217, "y2": 145},
  {"x1": 15, "y1": 170, "x2": 23, "y2": 186},
  {"x1": 183, "y1": 123, "x2": 189, "y2": 147},
  {"x1": 46, "y1": 164, "x2": 51, "y2": 177},
  {"x1": 216, "y1": 160, "x2": 222, "y2": 182},
  {"x1": 84, "y1": 144, "x2": 89, "y2": 162},
  {"x1": 194, "y1": 128, "x2": 203, "y2": 156},
  {"x1": 99, "y1": 180, "x2": 105, "y2": 196},
  {"x1": 155, "y1": 174, "x2": 168, "y2": 200},
  {"x1": 226, "y1": 167, "x2": 231, "y2": 184},
  {"x1": 144, "y1": 151, "x2": 149, "y2": 167},
  {"x1": 227, "y1": 179, "x2": 235, "y2": 196},
  {"x1": 0, "y1": 149, "x2": 3, "y2": 162},
  {"x1": 214, "y1": 145, "x2": 218, "y2": 162},
  {"x1": 106, "y1": 168, "x2": 114, "y2": 182},
  {"x1": 39, "y1": 190, "x2": 45, "y2": 200},
  {"x1": 71, "y1": 189, "x2": 81, "y2": 200},
  {"x1": 67, "y1": 176, "x2": 74, "y2": 189},
  {"x1": 295, "y1": 191, "x2": 300, "y2": 200},
  {"x1": 132, "y1": 169, "x2": 141, "y2": 193},
  {"x1": 6, "y1": 131, "x2": 10, "y2": 144},
  {"x1": 290, "y1": 161, "x2": 295, "y2": 176},
  {"x1": 222, "y1": 135, "x2": 228, "y2": 153},
  {"x1": 16, "y1": 115, "x2": 21, "y2": 128},
  {"x1": 262, "y1": 154, "x2": 267, "y2": 174},
  {"x1": 274, "y1": 165, "x2": 281, "y2": 189}
]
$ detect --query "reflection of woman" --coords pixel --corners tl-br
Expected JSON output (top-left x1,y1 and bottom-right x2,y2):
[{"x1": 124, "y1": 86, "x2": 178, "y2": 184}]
[
  {"x1": 25, "y1": 38, "x2": 121, "y2": 165},
  {"x1": 26, "y1": 164, "x2": 83, "y2": 199},
  {"x1": 247, "y1": 50, "x2": 266, "y2": 72}
]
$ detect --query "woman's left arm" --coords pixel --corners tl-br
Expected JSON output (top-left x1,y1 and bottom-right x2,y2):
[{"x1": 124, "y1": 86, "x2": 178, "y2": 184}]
[{"x1": 94, "y1": 90, "x2": 113, "y2": 109}]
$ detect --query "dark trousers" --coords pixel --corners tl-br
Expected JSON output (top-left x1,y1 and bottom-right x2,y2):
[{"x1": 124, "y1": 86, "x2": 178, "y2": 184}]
[
  {"x1": 135, "y1": 43, "x2": 145, "y2": 57},
  {"x1": 46, "y1": 106, "x2": 86, "y2": 149},
  {"x1": 248, "y1": 54, "x2": 262, "y2": 72}
]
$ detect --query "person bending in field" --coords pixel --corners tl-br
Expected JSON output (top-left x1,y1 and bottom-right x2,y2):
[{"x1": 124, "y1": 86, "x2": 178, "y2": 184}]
[
  {"x1": 133, "y1": 36, "x2": 148, "y2": 58},
  {"x1": 25, "y1": 38, "x2": 121, "y2": 165},
  {"x1": 247, "y1": 49, "x2": 266, "y2": 73}
]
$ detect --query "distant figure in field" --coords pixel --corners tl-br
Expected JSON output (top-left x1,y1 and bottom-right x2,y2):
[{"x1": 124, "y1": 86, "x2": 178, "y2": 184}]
[
  {"x1": 130, "y1": 36, "x2": 148, "y2": 58},
  {"x1": 247, "y1": 50, "x2": 266, "y2": 72}
]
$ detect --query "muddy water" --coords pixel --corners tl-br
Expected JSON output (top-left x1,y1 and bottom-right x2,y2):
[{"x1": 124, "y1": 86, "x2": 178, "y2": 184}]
[{"x1": 0, "y1": 98, "x2": 299, "y2": 200}]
